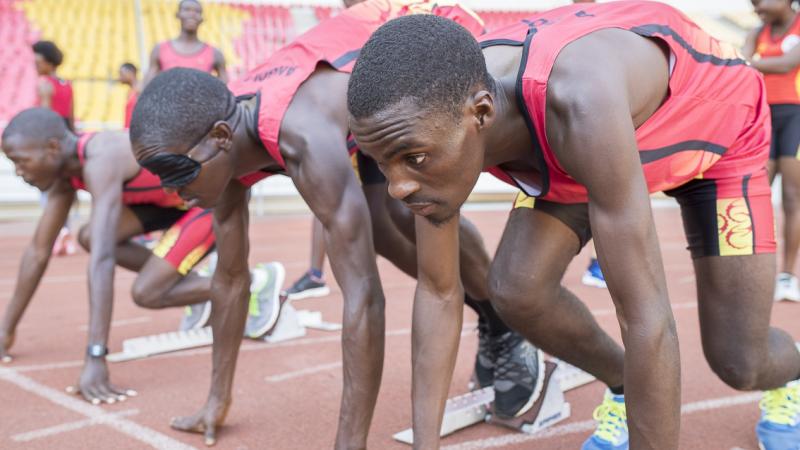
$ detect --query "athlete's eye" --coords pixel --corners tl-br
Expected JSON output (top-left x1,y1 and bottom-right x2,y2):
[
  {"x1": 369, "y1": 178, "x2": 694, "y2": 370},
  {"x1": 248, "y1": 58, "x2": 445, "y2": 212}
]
[{"x1": 405, "y1": 154, "x2": 426, "y2": 166}]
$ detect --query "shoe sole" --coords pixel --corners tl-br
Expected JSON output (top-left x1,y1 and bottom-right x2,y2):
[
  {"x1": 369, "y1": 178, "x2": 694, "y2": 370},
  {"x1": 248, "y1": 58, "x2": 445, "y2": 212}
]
[
  {"x1": 192, "y1": 301, "x2": 213, "y2": 330},
  {"x1": 287, "y1": 285, "x2": 331, "y2": 300},
  {"x1": 581, "y1": 273, "x2": 607, "y2": 289},
  {"x1": 248, "y1": 263, "x2": 286, "y2": 338},
  {"x1": 512, "y1": 348, "x2": 547, "y2": 418}
]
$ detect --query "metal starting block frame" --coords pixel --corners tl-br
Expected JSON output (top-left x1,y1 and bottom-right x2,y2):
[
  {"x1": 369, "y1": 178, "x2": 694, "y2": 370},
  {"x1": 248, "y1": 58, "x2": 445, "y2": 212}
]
[
  {"x1": 392, "y1": 358, "x2": 596, "y2": 445},
  {"x1": 108, "y1": 302, "x2": 340, "y2": 362}
]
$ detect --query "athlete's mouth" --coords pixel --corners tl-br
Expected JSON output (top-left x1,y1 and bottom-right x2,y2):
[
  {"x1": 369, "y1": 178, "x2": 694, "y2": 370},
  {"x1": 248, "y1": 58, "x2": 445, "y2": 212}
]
[{"x1": 405, "y1": 202, "x2": 436, "y2": 216}]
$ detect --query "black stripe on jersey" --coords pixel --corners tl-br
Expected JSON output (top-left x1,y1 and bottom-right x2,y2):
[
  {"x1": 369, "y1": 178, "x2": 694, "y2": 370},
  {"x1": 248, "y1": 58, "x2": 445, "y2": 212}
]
[
  {"x1": 639, "y1": 140, "x2": 726, "y2": 164},
  {"x1": 630, "y1": 24, "x2": 747, "y2": 67},
  {"x1": 330, "y1": 49, "x2": 361, "y2": 69}
]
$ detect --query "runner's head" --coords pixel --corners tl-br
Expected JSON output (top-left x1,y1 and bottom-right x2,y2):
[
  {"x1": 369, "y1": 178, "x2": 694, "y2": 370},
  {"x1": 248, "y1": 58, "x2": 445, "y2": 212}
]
[
  {"x1": 753, "y1": 0, "x2": 797, "y2": 24},
  {"x1": 119, "y1": 63, "x2": 138, "y2": 86},
  {"x1": 32, "y1": 41, "x2": 63, "y2": 76},
  {"x1": 348, "y1": 15, "x2": 493, "y2": 226},
  {"x1": 343, "y1": 0, "x2": 366, "y2": 7},
  {"x1": 130, "y1": 68, "x2": 238, "y2": 207},
  {"x1": 1, "y1": 108, "x2": 71, "y2": 191},
  {"x1": 177, "y1": 0, "x2": 203, "y2": 33}
]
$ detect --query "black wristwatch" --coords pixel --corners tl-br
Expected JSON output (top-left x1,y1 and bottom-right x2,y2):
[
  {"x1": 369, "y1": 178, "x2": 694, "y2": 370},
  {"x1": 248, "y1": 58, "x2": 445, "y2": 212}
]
[{"x1": 87, "y1": 344, "x2": 108, "y2": 358}]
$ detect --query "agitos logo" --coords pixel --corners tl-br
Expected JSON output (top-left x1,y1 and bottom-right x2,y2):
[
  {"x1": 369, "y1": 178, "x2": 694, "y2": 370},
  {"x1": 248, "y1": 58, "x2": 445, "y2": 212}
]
[{"x1": 246, "y1": 65, "x2": 299, "y2": 82}]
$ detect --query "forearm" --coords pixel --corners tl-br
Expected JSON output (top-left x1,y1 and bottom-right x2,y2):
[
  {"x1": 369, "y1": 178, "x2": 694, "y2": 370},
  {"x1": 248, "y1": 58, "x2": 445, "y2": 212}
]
[
  {"x1": 86, "y1": 256, "x2": 115, "y2": 345},
  {"x1": 2, "y1": 247, "x2": 50, "y2": 331},
  {"x1": 207, "y1": 271, "x2": 250, "y2": 402},
  {"x1": 751, "y1": 57, "x2": 796, "y2": 74},
  {"x1": 335, "y1": 274, "x2": 385, "y2": 449},
  {"x1": 411, "y1": 284, "x2": 463, "y2": 449}
]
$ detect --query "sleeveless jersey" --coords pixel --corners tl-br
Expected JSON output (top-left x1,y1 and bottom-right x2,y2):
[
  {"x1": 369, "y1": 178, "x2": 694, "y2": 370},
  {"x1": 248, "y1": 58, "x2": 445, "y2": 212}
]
[
  {"x1": 70, "y1": 133, "x2": 186, "y2": 208},
  {"x1": 229, "y1": 0, "x2": 484, "y2": 187},
  {"x1": 37, "y1": 75, "x2": 73, "y2": 120},
  {"x1": 483, "y1": 0, "x2": 769, "y2": 204},
  {"x1": 158, "y1": 41, "x2": 215, "y2": 73},
  {"x1": 755, "y1": 14, "x2": 800, "y2": 104}
]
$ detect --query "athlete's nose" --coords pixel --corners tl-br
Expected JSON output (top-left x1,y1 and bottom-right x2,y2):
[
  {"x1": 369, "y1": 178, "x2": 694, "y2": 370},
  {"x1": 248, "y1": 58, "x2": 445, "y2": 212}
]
[{"x1": 388, "y1": 176, "x2": 420, "y2": 202}]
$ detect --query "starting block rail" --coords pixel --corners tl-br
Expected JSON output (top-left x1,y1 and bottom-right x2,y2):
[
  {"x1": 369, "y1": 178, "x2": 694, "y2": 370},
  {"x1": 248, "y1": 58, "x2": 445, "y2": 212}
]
[
  {"x1": 392, "y1": 357, "x2": 596, "y2": 445},
  {"x1": 108, "y1": 302, "x2": 340, "y2": 362}
]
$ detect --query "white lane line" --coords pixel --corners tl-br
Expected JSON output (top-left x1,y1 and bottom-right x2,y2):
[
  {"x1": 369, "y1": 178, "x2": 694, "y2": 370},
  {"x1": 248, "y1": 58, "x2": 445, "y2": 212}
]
[
  {"x1": 12, "y1": 409, "x2": 139, "y2": 442},
  {"x1": 0, "y1": 273, "x2": 136, "y2": 286},
  {"x1": 0, "y1": 368, "x2": 197, "y2": 450},
  {"x1": 442, "y1": 392, "x2": 762, "y2": 450},
  {"x1": 79, "y1": 316, "x2": 151, "y2": 330},
  {"x1": 14, "y1": 360, "x2": 84, "y2": 373},
  {"x1": 266, "y1": 361, "x2": 343, "y2": 383}
]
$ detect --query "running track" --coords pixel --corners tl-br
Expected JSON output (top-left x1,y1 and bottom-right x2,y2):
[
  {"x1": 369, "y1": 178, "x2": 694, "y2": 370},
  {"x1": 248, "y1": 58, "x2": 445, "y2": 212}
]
[{"x1": 0, "y1": 206, "x2": 796, "y2": 449}]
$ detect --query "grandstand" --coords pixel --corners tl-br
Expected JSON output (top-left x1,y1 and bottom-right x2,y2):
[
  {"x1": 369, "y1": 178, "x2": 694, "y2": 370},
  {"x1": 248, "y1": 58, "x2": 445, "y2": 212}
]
[{"x1": 0, "y1": 0, "x2": 759, "y2": 212}]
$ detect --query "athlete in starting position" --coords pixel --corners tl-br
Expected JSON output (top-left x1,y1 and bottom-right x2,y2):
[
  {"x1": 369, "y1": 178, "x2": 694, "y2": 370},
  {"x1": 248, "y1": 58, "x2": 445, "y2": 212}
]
[{"x1": 347, "y1": 2, "x2": 800, "y2": 449}]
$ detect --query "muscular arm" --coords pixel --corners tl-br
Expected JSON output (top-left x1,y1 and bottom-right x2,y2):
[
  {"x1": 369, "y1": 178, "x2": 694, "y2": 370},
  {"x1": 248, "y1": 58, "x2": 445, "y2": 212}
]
[
  {"x1": 212, "y1": 48, "x2": 228, "y2": 84},
  {"x1": 0, "y1": 183, "x2": 73, "y2": 360},
  {"x1": 282, "y1": 113, "x2": 385, "y2": 449},
  {"x1": 546, "y1": 58, "x2": 680, "y2": 449},
  {"x1": 410, "y1": 214, "x2": 462, "y2": 449},
  {"x1": 170, "y1": 181, "x2": 251, "y2": 446}
]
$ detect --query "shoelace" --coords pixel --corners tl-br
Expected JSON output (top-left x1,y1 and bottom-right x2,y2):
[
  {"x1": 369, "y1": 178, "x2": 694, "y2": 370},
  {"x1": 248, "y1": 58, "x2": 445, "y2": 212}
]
[
  {"x1": 492, "y1": 333, "x2": 523, "y2": 381},
  {"x1": 592, "y1": 398, "x2": 627, "y2": 443},
  {"x1": 761, "y1": 385, "x2": 800, "y2": 426}
]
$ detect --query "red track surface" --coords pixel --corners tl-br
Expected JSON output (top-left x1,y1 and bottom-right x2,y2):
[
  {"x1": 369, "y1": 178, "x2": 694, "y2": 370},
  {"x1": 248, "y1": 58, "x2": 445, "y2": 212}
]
[{"x1": 0, "y1": 207, "x2": 797, "y2": 449}]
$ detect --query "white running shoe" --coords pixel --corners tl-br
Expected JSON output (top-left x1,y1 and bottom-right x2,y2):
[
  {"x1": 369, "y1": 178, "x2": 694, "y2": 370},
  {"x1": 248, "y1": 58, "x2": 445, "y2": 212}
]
[{"x1": 775, "y1": 273, "x2": 800, "y2": 302}]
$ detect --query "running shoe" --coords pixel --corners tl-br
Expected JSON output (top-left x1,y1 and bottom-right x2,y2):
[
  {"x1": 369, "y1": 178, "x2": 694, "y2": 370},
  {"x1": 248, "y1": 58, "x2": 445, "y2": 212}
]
[
  {"x1": 470, "y1": 316, "x2": 494, "y2": 390},
  {"x1": 491, "y1": 331, "x2": 544, "y2": 419},
  {"x1": 756, "y1": 381, "x2": 800, "y2": 450},
  {"x1": 286, "y1": 270, "x2": 330, "y2": 300},
  {"x1": 582, "y1": 258, "x2": 607, "y2": 289},
  {"x1": 245, "y1": 262, "x2": 286, "y2": 338},
  {"x1": 581, "y1": 390, "x2": 628, "y2": 450},
  {"x1": 178, "y1": 252, "x2": 217, "y2": 331},
  {"x1": 775, "y1": 273, "x2": 800, "y2": 302}
]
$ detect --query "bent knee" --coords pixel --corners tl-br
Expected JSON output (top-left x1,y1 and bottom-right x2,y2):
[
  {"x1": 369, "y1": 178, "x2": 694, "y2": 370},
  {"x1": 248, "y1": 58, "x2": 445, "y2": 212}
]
[
  {"x1": 131, "y1": 278, "x2": 166, "y2": 309},
  {"x1": 487, "y1": 267, "x2": 556, "y2": 318},
  {"x1": 706, "y1": 350, "x2": 763, "y2": 390}
]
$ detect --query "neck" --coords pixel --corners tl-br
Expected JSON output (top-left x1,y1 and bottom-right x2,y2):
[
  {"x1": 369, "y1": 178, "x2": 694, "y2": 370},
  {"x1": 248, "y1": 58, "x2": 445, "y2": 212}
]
[
  {"x1": 61, "y1": 133, "x2": 83, "y2": 177},
  {"x1": 231, "y1": 101, "x2": 275, "y2": 176},
  {"x1": 178, "y1": 30, "x2": 199, "y2": 41},
  {"x1": 775, "y1": 9, "x2": 797, "y2": 28},
  {"x1": 481, "y1": 76, "x2": 533, "y2": 168}
]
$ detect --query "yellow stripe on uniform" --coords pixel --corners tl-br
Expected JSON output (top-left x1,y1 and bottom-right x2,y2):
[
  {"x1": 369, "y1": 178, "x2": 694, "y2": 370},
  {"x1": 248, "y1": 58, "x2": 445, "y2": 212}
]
[
  {"x1": 177, "y1": 245, "x2": 211, "y2": 276},
  {"x1": 152, "y1": 228, "x2": 180, "y2": 258},
  {"x1": 716, "y1": 197, "x2": 754, "y2": 256},
  {"x1": 513, "y1": 191, "x2": 535, "y2": 209}
]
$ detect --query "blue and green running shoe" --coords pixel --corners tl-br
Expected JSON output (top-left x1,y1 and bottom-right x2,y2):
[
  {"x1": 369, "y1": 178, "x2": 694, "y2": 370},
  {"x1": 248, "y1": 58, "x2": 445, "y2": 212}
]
[{"x1": 582, "y1": 390, "x2": 628, "y2": 450}]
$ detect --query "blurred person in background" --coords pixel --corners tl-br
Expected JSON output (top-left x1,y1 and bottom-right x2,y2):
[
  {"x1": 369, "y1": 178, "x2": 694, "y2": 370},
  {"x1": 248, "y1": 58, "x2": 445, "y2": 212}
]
[
  {"x1": 143, "y1": 0, "x2": 227, "y2": 87},
  {"x1": 745, "y1": 0, "x2": 800, "y2": 302},
  {"x1": 33, "y1": 40, "x2": 76, "y2": 256},
  {"x1": 119, "y1": 63, "x2": 140, "y2": 130}
]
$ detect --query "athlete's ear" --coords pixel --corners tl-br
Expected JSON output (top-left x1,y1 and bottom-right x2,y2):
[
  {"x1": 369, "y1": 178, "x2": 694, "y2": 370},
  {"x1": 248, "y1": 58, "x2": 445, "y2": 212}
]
[
  {"x1": 208, "y1": 121, "x2": 234, "y2": 152},
  {"x1": 45, "y1": 137, "x2": 61, "y2": 157},
  {"x1": 470, "y1": 90, "x2": 495, "y2": 131}
]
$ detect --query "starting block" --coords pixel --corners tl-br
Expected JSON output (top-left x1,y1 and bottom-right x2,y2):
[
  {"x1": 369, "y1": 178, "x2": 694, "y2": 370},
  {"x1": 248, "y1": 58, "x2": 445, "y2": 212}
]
[
  {"x1": 108, "y1": 301, "x2": 341, "y2": 362},
  {"x1": 392, "y1": 358, "x2": 596, "y2": 445}
]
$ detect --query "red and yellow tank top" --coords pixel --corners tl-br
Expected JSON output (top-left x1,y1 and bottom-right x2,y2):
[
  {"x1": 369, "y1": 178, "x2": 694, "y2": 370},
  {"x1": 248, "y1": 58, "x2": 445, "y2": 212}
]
[
  {"x1": 229, "y1": 0, "x2": 484, "y2": 187},
  {"x1": 158, "y1": 41, "x2": 215, "y2": 73},
  {"x1": 37, "y1": 75, "x2": 73, "y2": 120},
  {"x1": 70, "y1": 133, "x2": 186, "y2": 208},
  {"x1": 755, "y1": 14, "x2": 800, "y2": 104},
  {"x1": 483, "y1": 0, "x2": 767, "y2": 204}
]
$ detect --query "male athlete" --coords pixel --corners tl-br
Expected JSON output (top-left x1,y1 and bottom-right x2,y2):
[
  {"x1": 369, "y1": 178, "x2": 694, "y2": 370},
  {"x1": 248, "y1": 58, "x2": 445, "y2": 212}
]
[
  {"x1": 130, "y1": 0, "x2": 543, "y2": 445},
  {"x1": 143, "y1": 0, "x2": 227, "y2": 86},
  {"x1": 347, "y1": 2, "x2": 800, "y2": 449},
  {"x1": 0, "y1": 108, "x2": 280, "y2": 406}
]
